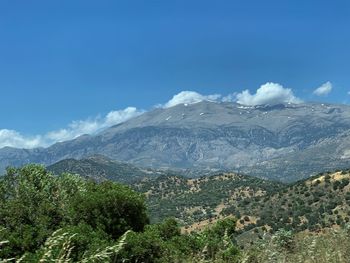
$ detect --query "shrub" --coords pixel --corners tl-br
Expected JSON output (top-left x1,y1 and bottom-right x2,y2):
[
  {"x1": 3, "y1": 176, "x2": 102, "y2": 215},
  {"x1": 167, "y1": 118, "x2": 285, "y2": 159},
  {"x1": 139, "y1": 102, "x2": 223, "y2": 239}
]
[
  {"x1": 69, "y1": 181, "x2": 149, "y2": 240},
  {"x1": 272, "y1": 229, "x2": 295, "y2": 251},
  {"x1": 0, "y1": 165, "x2": 75, "y2": 257},
  {"x1": 0, "y1": 165, "x2": 149, "y2": 259}
]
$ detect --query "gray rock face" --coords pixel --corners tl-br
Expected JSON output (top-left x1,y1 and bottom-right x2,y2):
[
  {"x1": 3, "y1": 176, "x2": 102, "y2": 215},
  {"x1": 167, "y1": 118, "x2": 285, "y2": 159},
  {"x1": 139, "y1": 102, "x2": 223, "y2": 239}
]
[
  {"x1": 47, "y1": 155, "x2": 167, "y2": 184},
  {"x1": 1, "y1": 101, "x2": 350, "y2": 182}
]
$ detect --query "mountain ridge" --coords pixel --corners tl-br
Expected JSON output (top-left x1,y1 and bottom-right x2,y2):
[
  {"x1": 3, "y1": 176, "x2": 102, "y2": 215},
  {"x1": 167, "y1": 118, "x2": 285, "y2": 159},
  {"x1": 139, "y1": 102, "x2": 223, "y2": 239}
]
[
  {"x1": 1, "y1": 101, "x2": 350, "y2": 182},
  {"x1": 47, "y1": 155, "x2": 170, "y2": 184}
]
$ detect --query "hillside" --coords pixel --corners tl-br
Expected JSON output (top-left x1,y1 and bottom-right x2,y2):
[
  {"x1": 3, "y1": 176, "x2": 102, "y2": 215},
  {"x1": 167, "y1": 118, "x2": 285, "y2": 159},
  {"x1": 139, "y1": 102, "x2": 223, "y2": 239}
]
[
  {"x1": 46, "y1": 159, "x2": 350, "y2": 238},
  {"x1": 136, "y1": 169, "x2": 350, "y2": 241},
  {"x1": 133, "y1": 173, "x2": 284, "y2": 225},
  {"x1": 2, "y1": 164, "x2": 350, "y2": 262},
  {"x1": 47, "y1": 155, "x2": 169, "y2": 184},
  {"x1": 230, "y1": 169, "x2": 350, "y2": 234},
  {"x1": 2, "y1": 101, "x2": 350, "y2": 182}
]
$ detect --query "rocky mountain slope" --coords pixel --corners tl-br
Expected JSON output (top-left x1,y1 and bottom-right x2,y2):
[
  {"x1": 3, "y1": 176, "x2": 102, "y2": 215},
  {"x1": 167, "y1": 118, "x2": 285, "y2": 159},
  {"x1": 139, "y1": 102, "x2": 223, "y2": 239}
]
[
  {"x1": 1, "y1": 101, "x2": 350, "y2": 182},
  {"x1": 47, "y1": 155, "x2": 170, "y2": 184}
]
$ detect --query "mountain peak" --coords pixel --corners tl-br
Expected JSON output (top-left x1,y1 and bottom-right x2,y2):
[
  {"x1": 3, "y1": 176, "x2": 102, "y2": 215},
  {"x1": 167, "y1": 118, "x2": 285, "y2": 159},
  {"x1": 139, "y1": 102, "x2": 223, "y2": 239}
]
[{"x1": 2, "y1": 101, "x2": 350, "y2": 182}]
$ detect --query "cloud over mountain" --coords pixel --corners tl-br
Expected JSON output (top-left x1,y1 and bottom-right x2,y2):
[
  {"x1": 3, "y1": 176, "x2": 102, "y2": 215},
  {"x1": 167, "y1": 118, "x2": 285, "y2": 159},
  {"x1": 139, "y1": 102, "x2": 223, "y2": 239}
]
[
  {"x1": 163, "y1": 91, "x2": 222, "y2": 108},
  {"x1": 0, "y1": 82, "x2": 328, "y2": 149},
  {"x1": 0, "y1": 130, "x2": 42, "y2": 149},
  {"x1": 313, "y1": 82, "x2": 332, "y2": 96},
  {"x1": 0, "y1": 107, "x2": 143, "y2": 149},
  {"x1": 236, "y1": 82, "x2": 302, "y2": 106},
  {"x1": 46, "y1": 107, "x2": 143, "y2": 142}
]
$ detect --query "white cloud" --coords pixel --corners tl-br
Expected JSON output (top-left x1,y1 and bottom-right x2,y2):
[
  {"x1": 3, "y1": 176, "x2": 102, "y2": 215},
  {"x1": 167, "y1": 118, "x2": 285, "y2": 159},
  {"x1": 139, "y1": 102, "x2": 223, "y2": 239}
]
[
  {"x1": 105, "y1": 107, "x2": 141, "y2": 127},
  {"x1": 46, "y1": 119, "x2": 101, "y2": 142},
  {"x1": 0, "y1": 89, "x2": 239, "y2": 149},
  {"x1": 313, "y1": 81, "x2": 332, "y2": 96},
  {"x1": 0, "y1": 107, "x2": 143, "y2": 149},
  {"x1": 163, "y1": 91, "x2": 221, "y2": 108},
  {"x1": 347, "y1": 91, "x2": 350, "y2": 95},
  {"x1": 46, "y1": 107, "x2": 142, "y2": 143},
  {"x1": 0, "y1": 82, "x2": 328, "y2": 149},
  {"x1": 0, "y1": 129, "x2": 43, "y2": 149},
  {"x1": 236, "y1": 82, "x2": 302, "y2": 106},
  {"x1": 161, "y1": 83, "x2": 301, "y2": 108},
  {"x1": 221, "y1": 93, "x2": 237, "y2": 102}
]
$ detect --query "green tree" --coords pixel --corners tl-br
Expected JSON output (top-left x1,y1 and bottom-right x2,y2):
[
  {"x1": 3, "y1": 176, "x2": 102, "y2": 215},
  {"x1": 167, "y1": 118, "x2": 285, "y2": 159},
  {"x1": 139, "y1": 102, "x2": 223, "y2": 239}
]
[
  {"x1": 116, "y1": 218, "x2": 195, "y2": 263},
  {"x1": 0, "y1": 165, "x2": 149, "y2": 259},
  {"x1": 196, "y1": 217, "x2": 239, "y2": 261},
  {"x1": 69, "y1": 181, "x2": 149, "y2": 239},
  {"x1": 0, "y1": 165, "x2": 69, "y2": 256}
]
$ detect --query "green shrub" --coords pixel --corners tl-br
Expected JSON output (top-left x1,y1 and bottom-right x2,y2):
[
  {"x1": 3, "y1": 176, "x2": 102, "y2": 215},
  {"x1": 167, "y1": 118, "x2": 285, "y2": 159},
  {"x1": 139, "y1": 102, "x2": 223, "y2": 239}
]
[
  {"x1": 69, "y1": 181, "x2": 149, "y2": 240},
  {"x1": 0, "y1": 165, "x2": 149, "y2": 259}
]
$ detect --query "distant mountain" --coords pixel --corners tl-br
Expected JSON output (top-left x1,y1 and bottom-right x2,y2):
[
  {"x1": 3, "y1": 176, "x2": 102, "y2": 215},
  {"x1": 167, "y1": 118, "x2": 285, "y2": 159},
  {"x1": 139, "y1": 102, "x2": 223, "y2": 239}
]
[
  {"x1": 47, "y1": 155, "x2": 169, "y2": 184},
  {"x1": 1, "y1": 101, "x2": 350, "y2": 182}
]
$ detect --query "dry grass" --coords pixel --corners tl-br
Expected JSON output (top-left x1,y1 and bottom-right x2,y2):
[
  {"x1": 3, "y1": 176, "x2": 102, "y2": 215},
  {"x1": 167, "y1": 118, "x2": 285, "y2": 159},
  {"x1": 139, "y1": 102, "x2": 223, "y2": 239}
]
[
  {"x1": 11, "y1": 229, "x2": 131, "y2": 263},
  {"x1": 241, "y1": 227, "x2": 350, "y2": 263}
]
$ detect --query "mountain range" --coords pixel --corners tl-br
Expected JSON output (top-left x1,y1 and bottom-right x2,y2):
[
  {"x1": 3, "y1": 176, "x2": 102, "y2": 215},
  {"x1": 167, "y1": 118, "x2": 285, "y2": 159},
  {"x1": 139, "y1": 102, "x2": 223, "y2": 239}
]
[{"x1": 2, "y1": 101, "x2": 350, "y2": 182}]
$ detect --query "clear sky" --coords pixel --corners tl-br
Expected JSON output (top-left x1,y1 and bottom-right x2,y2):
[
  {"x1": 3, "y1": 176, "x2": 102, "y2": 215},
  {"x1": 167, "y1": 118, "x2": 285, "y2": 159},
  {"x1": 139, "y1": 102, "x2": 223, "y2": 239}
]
[{"x1": 0, "y1": 0, "x2": 350, "y2": 148}]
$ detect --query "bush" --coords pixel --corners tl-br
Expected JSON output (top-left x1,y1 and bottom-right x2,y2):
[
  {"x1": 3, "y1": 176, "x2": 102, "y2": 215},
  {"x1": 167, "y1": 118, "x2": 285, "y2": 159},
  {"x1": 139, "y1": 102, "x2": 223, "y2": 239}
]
[
  {"x1": 0, "y1": 165, "x2": 149, "y2": 259},
  {"x1": 272, "y1": 229, "x2": 294, "y2": 251},
  {"x1": 69, "y1": 181, "x2": 149, "y2": 240},
  {"x1": 0, "y1": 165, "x2": 242, "y2": 262},
  {"x1": 197, "y1": 217, "x2": 239, "y2": 261},
  {"x1": 0, "y1": 165, "x2": 77, "y2": 257},
  {"x1": 116, "y1": 218, "x2": 198, "y2": 262}
]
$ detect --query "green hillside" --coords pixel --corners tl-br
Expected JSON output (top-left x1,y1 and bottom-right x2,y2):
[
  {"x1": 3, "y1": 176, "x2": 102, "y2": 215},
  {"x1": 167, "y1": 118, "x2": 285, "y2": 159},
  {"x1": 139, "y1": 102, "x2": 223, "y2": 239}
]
[
  {"x1": 2, "y1": 164, "x2": 350, "y2": 262},
  {"x1": 136, "y1": 169, "x2": 350, "y2": 243},
  {"x1": 49, "y1": 156, "x2": 350, "y2": 239},
  {"x1": 134, "y1": 173, "x2": 284, "y2": 225},
  {"x1": 230, "y1": 169, "x2": 350, "y2": 234}
]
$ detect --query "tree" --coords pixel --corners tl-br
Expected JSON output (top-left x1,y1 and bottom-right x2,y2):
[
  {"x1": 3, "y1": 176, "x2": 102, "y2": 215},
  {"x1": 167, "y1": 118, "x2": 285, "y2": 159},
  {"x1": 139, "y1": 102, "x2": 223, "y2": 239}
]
[
  {"x1": 69, "y1": 181, "x2": 149, "y2": 239},
  {"x1": 198, "y1": 217, "x2": 239, "y2": 260},
  {"x1": 116, "y1": 218, "x2": 197, "y2": 263},
  {"x1": 0, "y1": 165, "x2": 149, "y2": 259},
  {"x1": 0, "y1": 165, "x2": 69, "y2": 257}
]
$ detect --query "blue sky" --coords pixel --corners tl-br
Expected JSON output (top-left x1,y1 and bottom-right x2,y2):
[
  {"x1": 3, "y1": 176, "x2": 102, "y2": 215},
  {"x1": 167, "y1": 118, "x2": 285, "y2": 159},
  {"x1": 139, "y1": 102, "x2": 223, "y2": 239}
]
[{"x1": 0, "y1": 0, "x2": 350, "y2": 148}]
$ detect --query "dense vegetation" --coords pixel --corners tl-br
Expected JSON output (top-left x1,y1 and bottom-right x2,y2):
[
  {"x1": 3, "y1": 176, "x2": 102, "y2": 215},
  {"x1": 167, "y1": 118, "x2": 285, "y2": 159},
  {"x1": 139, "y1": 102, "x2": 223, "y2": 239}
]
[
  {"x1": 2, "y1": 164, "x2": 350, "y2": 262},
  {"x1": 0, "y1": 165, "x2": 240, "y2": 262}
]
